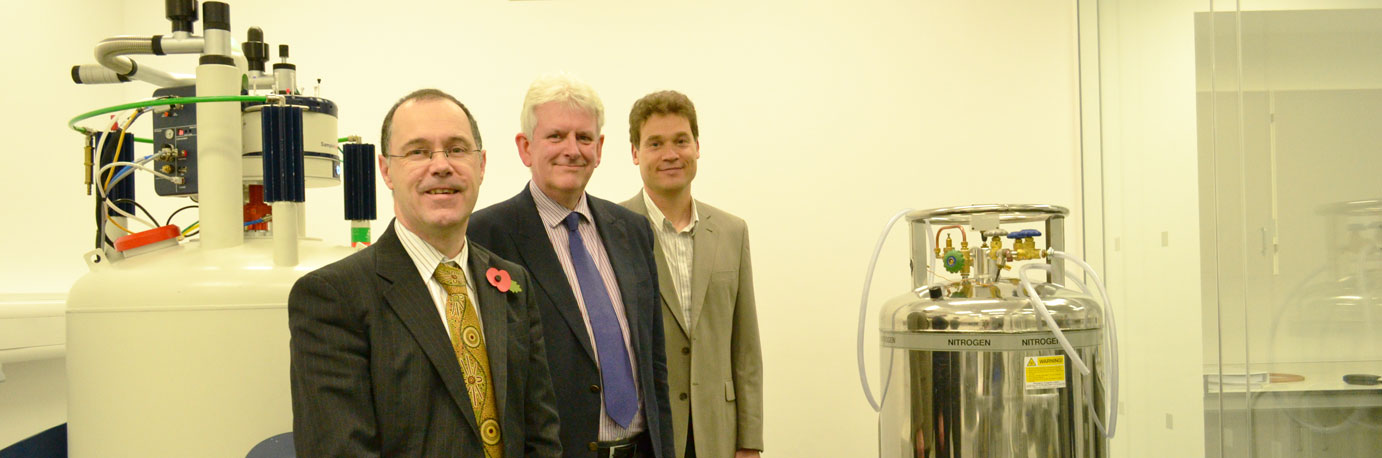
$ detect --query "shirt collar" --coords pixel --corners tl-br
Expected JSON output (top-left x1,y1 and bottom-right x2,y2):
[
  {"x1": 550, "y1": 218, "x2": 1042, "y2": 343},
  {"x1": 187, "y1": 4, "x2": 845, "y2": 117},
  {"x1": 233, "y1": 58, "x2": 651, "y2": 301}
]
[
  {"x1": 529, "y1": 180, "x2": 593, "y2": 228},
  {"x1": 641, "y1": 189, "x2": 698, "y2": 234},
  {"x1": 394, "y1": 220, "x2": 471, "y2": 281}
]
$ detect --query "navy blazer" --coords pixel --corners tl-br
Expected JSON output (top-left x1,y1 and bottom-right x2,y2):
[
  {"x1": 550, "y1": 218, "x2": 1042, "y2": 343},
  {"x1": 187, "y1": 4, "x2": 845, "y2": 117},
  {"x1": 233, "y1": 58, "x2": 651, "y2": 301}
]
[
  {"x1": 469, "y1": 187, "x2": 675, "y2": 458},
  {"x1": 288, "y1": 223, "x2": 562, "y2": 457}
]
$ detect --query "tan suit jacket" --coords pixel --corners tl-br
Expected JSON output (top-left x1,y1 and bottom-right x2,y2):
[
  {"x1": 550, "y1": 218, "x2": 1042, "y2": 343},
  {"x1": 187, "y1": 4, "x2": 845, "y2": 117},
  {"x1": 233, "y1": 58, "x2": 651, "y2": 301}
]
[{"x1": 622, "y1": 193, "x2": 764, "y2": 457}]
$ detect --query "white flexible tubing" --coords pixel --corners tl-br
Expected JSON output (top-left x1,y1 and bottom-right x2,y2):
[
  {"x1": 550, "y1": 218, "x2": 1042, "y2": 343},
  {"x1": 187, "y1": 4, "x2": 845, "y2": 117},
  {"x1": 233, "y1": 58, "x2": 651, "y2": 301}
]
[
  {"x1": 1024, "y1": 263, "x2": 1093, "y2": 305},
  {"x1": 105, "y1": 155, "x2": 156, "y2": 187},
  {"x1": 99, "y1": 202, "x2": 153, "y2": 232},
  {"x1": 1018, "y1": 263, "x2": 1091, "y2": 375},
  {"x1": 95, "y1": 161, "x2": 177, "y2": 229},
  {"x1": 96, "y1": 161, "x2": 181, "y2": 186},
  {"x1": 98, "y1": 198, "x2": 153, "y2": 230},
  {"x1": 1051, "y1": 250, "x2": 1119, "y2": 438},
  {"x1": 1021, "y1": 263, "x2": 1111, "y2": 437},
  {"x1": 857, "y1": 208, "x2": 913, "y2": 412}
]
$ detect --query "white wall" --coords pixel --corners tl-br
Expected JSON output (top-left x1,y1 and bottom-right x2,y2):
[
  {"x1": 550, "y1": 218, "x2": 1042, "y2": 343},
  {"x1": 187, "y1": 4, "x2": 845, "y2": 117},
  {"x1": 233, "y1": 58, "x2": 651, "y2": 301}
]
[
  {"x1": 1, "y1": 0, "x2": 1082, "y2": 454},
  {"x1": 0, "y1": 0, "x2": 127, "y2": 294},
  {"x1": 0, "y1": 0, "x2": 124, "y2": 447}
]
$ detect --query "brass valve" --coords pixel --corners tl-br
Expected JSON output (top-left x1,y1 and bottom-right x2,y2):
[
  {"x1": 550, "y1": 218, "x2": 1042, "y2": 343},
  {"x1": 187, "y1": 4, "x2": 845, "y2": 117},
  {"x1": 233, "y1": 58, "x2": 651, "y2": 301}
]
[{"x1": 1014, "y1": 238, "x2": 1045, "y2": 261}]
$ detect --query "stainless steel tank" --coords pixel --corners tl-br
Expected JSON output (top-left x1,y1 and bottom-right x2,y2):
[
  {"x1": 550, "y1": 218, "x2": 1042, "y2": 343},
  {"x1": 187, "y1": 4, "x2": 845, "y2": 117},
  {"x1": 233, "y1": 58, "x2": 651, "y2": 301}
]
[{"x1": 877, "y1": 204, "x2": 1109, "y2": 457}]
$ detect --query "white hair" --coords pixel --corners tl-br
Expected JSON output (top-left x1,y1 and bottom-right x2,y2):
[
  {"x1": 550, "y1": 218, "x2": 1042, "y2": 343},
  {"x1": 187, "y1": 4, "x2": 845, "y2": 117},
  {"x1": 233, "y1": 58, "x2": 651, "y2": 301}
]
[{"x1": 519, "y1": 73, "x2": 605, "y2": 138}]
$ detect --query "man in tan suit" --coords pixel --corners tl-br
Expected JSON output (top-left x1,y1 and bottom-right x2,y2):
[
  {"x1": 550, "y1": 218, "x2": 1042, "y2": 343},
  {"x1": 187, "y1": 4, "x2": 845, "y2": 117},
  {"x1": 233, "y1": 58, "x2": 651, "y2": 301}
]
[{"x1": 620, "y1": 90, "x2": 763, "y2": 458}]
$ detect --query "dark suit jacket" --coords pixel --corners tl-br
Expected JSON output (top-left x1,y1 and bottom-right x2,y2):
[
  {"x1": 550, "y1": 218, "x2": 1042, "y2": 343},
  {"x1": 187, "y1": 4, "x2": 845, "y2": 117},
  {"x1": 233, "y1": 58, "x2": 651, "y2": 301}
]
[
  {"x1": 469, "y1": 187, "x2": 675, "y2": 458},
  {"x1": 288, "y1": 223, "x2": 562, "y2": 457}
]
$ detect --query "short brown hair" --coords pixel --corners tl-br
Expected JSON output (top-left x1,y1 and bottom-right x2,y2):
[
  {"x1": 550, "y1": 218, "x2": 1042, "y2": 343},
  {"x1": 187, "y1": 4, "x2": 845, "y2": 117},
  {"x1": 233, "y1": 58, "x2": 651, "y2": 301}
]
[
  {"x1": 628, "y1": 90, "x2": 698, "y2": 146},
  {"x1": 380, "y1": 88, "x2": 482, "y2": 154}
]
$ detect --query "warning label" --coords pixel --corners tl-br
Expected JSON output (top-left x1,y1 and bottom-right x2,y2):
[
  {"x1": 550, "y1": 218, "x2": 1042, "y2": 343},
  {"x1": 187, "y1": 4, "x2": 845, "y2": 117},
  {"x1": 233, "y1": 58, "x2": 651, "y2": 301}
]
[{"x1": 1024, "y1": 355, "x2": 1067, "y2": 390}]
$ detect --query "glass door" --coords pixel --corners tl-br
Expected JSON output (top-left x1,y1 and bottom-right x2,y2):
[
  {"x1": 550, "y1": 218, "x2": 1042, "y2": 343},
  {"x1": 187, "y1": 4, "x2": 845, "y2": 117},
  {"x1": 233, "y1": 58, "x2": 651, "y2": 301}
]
[
  {"x1": 1197, "y1": 6, "x2": 1382, "y2": 458},
  {"x1": 1081, "y1": 1, "x2": 1382, "y2": 456}
]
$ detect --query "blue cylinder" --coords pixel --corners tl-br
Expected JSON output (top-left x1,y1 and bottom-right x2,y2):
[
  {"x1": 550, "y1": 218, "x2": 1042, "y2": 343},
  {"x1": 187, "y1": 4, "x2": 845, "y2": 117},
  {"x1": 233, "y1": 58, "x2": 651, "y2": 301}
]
[
  {"x1": 342, "y1": 143, "x2": 377, "y2": 221},
  {"x1": 260, "y1": 105, "x2": 305, "y2": 203}
]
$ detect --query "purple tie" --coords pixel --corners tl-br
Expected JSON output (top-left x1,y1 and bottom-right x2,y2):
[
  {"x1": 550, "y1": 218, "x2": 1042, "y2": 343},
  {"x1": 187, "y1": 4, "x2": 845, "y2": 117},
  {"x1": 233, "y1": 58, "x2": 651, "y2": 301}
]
[{"x1": 563, "y1": 212, "x2": 638, "y2": 427}]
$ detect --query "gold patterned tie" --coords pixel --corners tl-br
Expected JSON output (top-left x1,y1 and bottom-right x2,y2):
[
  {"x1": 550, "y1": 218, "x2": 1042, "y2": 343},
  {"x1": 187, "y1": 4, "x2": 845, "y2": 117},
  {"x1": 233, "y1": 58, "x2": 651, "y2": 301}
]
[{"x1": 433, "y1": 262, "x2": 504, "y2": 458}]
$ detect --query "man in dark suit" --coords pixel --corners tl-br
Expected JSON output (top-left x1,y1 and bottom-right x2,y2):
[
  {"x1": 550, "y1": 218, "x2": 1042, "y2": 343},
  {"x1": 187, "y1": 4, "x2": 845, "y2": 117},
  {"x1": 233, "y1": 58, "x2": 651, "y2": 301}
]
[
  {"x1": 289, "y1": 88, "x2": 561, "y2": 457},
  {"x1": 469, "y1": 75, "x2": 675, "y2": 458}
]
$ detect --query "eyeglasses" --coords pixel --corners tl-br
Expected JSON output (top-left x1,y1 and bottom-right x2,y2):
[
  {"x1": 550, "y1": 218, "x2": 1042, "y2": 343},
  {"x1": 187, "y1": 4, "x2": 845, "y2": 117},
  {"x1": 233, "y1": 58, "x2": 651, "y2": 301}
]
[{"x1": 387, "y1": 146, "x2": 481, "y2": 164}]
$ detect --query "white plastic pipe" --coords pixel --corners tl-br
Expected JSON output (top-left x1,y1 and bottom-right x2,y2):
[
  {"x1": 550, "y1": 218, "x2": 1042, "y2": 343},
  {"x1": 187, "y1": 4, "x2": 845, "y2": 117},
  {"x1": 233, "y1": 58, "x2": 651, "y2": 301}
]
[
  {"x1": 157, "y1": 35, "x2": 205, "y2": 54},
  {"x1": 1021, "y1": 252, "x2": 1121, "y2": 438},
  {"x1": 195, "y1": 62, "x2": 243, "y2": 250},
  {"x1": 1018, "y1": 263, "x2": 1091, "y2": 375},
  {"x1": 856, "y1": 208, "x2": 913, "y2": 412},
  {"x1": 272, "y1": 202, "x2": 300, "y2": 266},
  {"x1": 1050, "y1": 251, "x2": 1120, "y2": 437},
  {"x1": 93, "y1": 36, "x2": 197, "y2": 87},
  {"x1": 246, "y1": 73, "x2": 276, "y2": 90}
]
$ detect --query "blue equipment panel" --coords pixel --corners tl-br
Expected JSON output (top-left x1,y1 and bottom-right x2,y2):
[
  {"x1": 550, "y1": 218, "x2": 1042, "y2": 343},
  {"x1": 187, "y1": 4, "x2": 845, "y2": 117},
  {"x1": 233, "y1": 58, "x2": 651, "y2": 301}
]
[{"x1": 152, "y1": 85, "x2": 200, "y2": 196}]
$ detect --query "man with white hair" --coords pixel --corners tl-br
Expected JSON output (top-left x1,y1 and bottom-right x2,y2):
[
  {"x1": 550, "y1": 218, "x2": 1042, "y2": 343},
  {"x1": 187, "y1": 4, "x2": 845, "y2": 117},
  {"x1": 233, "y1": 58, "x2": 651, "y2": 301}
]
[{"x1": 470, "y1": 75, "x2": 675, "y2": 458}]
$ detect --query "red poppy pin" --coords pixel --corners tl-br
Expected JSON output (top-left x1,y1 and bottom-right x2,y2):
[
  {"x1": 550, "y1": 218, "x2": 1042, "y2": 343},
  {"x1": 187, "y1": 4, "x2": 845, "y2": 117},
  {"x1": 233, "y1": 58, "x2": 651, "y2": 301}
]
[{"x1": 485, "y1": 267, "x2": 522, "y2": 293}]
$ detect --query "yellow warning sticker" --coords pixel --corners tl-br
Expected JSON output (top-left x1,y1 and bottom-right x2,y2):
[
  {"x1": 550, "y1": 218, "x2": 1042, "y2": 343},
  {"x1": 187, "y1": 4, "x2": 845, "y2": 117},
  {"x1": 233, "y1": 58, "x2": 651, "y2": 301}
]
[{"x1": 1024, "y1": 355, "x2": 1067, "y2": 390}]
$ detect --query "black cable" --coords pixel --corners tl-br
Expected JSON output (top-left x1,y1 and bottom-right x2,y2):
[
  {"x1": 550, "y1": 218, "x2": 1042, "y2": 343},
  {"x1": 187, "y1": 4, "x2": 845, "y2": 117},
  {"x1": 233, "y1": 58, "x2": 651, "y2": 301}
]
[
  {"x1": 92, "y1": 134, "x2": 104, "y2": 249},
  {"x1": 166, "y1": 205, "x2": 199, "y2": 227},
  {"x1": 95, "y1": 196, "x2": 111, "y2": 249},
  {"x1": 112, "y1": 198, "x2": 158, "y2": 228}
]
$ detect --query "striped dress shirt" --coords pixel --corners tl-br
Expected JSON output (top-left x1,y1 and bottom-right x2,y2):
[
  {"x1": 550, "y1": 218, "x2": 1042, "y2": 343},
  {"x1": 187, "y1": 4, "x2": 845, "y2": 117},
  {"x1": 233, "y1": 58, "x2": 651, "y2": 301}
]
[
  {"x1": 528, "y1": 182, "x2": 645, "y2": 441},
  {"x1": 640, "y1": 191, "x2": 698, "y2": 331},
  {"x1": 394, "y1": 221, "x2": 481, "y2": 334}
]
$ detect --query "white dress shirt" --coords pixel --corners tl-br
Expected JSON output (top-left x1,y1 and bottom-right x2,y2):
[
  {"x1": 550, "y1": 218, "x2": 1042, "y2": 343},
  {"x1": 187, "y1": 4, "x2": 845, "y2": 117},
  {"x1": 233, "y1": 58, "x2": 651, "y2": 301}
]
[
  {"x1": 394, "y1": 221, "x2": 481, "y2": 334},
  {"x1": 641, "y1": 190, "x2": 699, "y2": 331}
]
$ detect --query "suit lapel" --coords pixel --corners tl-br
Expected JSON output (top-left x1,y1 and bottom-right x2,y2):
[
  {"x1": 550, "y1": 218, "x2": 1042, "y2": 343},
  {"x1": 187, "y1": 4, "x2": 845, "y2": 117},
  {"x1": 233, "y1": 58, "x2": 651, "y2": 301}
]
[
  {"x1": 512, "y1": 190, "x2": 598, "y2": 364},
  {"x1": 689, "y1": 205, "x2": 718, "y2": 331},
  {"x1": 375, "y1": 224, "x2": 482, "y2": 439},
  {"x1": 624, "y1": 193, "x2": 689, "y2": 334},
  {"x1": 651, "y1": 239, "x2": 688, "y2": 334},
  {"x1": 467, "y1": 244, "x2": 510, "y2": 426}
]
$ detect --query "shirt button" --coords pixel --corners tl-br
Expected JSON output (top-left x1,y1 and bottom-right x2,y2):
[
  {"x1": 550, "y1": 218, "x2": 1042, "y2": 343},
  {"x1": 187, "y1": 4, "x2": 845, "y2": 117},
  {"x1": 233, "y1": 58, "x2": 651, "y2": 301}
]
[
  {"x1": 679, "y1": 393, "x2": 689, "y2": 401},
  {"x1": 590, "y1": 384, "x2": 601, "y2": 394},
  {"x1": 681, "y1": 347, "x2": 691, "y2": 355}
]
